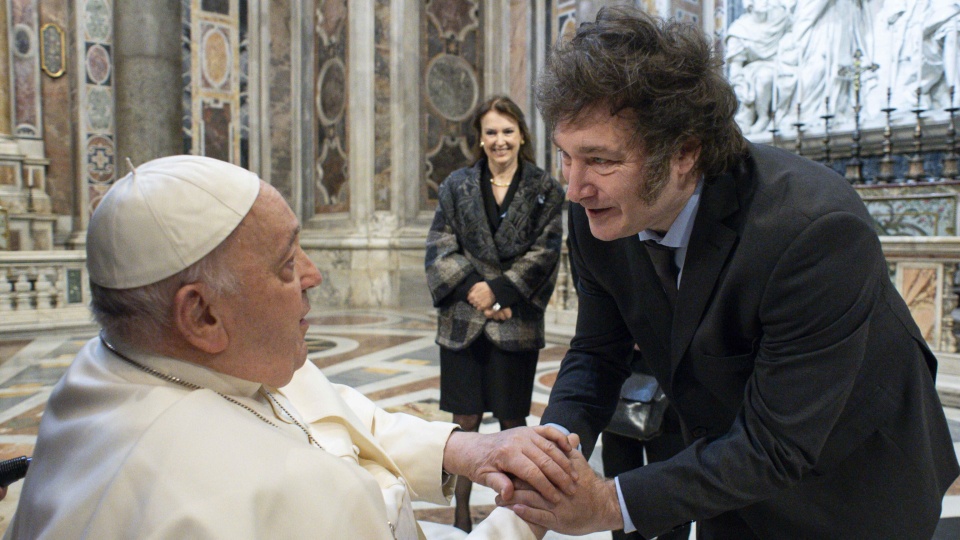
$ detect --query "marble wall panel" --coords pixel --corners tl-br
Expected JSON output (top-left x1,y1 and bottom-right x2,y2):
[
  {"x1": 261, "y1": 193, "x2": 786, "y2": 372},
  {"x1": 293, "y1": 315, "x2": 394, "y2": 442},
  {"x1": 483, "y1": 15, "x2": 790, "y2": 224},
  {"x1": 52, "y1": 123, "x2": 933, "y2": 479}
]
[
  {"x1": 314, "y1": 0, "x2": 349, "y2": 215},
  {"x1": 201, "y1": 100, "x2": 231, "y2": 161},
  {"x1": 399, "y1": 248, "x2": 432, "y2": 309},
  {"x1": 350, "y1": 269, "x2": 394, "y2": 306},
  {"x1": 863, "y1": 194, "x2": 958, "y2": 236},
  {"x1": 509, "y1": 0, "x2": 527, "y2": 113},
  {"x1": 181, "y1": 0, "x2": 192, "y2": 154},
  {"x1": 183, "y1": 0, "x2": 247, "y2": 167},
  {"x1": 672, "y1": 0, "x2": 702, "y2": 24},
  {"x1": 11, "y1": 0, "x2": 41, "y2": 137},
  {"x1": 556, "y1": 1, "x2": 576, "y2": 46},
  {"x1": 77, "y1": 0, "x2": 115, "y2": 214},
  {"x1": 40, "y1": 0, "x2": 78, "y2": 217},
  {"x1": 896, "y1": 262, "x2": 941, "y2": 345},
  {"x1": 0, "y1": 3, "x2": 10, "y2": 135},
  {"x1": 0, "y1": 164, "x2": 15, "y2": 186},
  {"x1": 420, "y1": 0, "x2": 482, "y2": 211},
  {"x1": 373, "y1": 0, "x2": 391, "y2": 212},
  {"x1": 307, "y1": 247, "x2": 351, "y2": 307},
  {"x1": 201, "y1": 0, "x2": 229, "y2": 15},
  {"x1": 268, "y1": 0, "x2": 292, "y2": 201},
  {"x1": 303, "y1": 246, "x2": 433, "y2": 309}
]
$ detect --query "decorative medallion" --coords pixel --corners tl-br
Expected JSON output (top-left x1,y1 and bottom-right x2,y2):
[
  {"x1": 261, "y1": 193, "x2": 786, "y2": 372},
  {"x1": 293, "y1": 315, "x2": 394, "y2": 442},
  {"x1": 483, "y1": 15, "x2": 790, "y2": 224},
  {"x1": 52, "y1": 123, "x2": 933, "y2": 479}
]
[
  {"x1": 425, "y1": 54, "x2": 477, "y2": 121},
  {"x1": 41, "y1": 23, "x2": 66, "y2": 77},
  {"x1": 86, "y1": 135, "x2": 115, "y2": 184},
  {"x1": 201, "y1": 25, "x2": 231, "y2": 90},
  {"x1": 316, "y1": 58, "x2": 346, "y2": 126},
  {"x1": 84, "y1": 0, "x2": 111, "y2": 42},
  {"x1": 86, "y1": 87, "x2": 113, "y2": 132},
  {"x1": 13, "y1": 24, "x2": 33, "y2": 57},
  {"x1": 85, "y1": 43, "x2": 111, "y2": 85}
]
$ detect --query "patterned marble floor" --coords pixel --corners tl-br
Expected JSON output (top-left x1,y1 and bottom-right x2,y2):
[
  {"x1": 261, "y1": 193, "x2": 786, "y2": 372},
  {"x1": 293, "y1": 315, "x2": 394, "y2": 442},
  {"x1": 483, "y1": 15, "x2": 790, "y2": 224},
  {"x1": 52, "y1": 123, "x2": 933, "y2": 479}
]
[{"x1": 0, "y1": 309, "x2": 958, "y2": 539}]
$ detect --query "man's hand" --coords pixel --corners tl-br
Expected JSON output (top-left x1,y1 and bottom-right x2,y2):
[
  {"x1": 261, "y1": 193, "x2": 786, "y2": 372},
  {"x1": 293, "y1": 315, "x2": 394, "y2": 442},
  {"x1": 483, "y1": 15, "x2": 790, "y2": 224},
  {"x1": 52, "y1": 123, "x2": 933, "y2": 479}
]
[
  {"x1": 442, "y1": 426, "x2": 578, "y2": 503},
  {"x1": 467, "y1": 282, "x2": 496, "y2": 311},
  {"x1": 483, "y1": 307, "x2": 512, "y2": 321},
  {"x1": 499, "y1": 441, "x2": 625, "y2": 536}
]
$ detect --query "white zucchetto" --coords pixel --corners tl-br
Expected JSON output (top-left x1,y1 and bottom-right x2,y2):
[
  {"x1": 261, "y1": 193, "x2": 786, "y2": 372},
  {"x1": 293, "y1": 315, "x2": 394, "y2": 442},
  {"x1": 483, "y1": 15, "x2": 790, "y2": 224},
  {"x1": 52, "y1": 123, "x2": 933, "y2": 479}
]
[{"x1": 87, "y1": 155, "x2": 261, "y2": 289}]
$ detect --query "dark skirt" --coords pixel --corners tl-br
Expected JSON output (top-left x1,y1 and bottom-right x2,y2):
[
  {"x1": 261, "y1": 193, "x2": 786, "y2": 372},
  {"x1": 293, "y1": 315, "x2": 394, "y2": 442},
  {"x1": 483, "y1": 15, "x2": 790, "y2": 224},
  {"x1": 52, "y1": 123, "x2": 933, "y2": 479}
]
[{"x1": 439, "y1": 334, "x2": 539, "y2": 419}]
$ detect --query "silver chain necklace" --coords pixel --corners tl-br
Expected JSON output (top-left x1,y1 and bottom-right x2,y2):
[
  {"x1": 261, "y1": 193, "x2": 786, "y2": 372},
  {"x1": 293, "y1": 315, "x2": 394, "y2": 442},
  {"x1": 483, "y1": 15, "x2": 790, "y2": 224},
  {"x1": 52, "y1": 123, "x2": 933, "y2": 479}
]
[{"x1": 99, "y1": 332, "x2": 322, "y2": 449}]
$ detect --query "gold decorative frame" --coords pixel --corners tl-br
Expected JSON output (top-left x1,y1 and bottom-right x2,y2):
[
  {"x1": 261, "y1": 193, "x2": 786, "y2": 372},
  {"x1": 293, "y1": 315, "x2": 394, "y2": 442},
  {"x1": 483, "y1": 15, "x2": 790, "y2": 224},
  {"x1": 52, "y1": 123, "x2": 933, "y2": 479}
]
[{"x1": 40, "y1": 23, "x2": 65, "y2": 78}]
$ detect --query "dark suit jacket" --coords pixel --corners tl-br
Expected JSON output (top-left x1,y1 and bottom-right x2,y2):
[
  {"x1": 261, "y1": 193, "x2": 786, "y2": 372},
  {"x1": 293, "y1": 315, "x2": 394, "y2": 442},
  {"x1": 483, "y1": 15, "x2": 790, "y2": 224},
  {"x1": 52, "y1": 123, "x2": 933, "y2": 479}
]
[
  {"x1": 426, "y1": 159, "x2": 565, "y2": 351},
  {"x1": 542, "y1": 143, "x2": 959, "y2": 538}
]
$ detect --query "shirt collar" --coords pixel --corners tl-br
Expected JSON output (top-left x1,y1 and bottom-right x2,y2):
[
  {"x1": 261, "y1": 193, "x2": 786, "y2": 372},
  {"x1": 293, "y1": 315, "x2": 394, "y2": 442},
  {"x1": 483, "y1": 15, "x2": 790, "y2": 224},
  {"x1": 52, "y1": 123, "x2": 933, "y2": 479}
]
[{"x1": 637, "y1": 179, "x2": 703, "y2": 250}]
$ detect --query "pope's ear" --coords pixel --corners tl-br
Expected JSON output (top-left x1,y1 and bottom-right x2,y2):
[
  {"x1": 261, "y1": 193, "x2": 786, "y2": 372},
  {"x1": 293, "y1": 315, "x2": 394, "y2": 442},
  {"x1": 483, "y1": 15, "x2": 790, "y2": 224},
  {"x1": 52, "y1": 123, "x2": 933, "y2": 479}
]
[{"x1": 172, "y1": 283, "x2": 228, "y2": 354}]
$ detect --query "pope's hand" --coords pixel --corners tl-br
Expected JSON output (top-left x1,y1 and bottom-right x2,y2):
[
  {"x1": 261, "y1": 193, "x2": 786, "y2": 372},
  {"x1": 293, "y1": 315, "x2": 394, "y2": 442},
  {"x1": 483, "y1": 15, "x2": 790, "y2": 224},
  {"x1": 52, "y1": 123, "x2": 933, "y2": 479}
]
[
  {"x1": 442, "y1": 426, "x2": 578, "y2": 503},
  {"x1": 499, "y1": 437, "x2": 624, "y2": 536}
]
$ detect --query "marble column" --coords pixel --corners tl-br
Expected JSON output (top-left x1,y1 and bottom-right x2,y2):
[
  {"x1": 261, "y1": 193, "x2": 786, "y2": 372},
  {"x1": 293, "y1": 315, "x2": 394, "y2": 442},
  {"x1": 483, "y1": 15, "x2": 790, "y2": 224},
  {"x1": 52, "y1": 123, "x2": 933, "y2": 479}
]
[
  {"x1": 114, "y1": 0, "x2": 182, "y2": 167},
  {"x1": 0, "y1": 1, "x2": 11, "y2": 138}
]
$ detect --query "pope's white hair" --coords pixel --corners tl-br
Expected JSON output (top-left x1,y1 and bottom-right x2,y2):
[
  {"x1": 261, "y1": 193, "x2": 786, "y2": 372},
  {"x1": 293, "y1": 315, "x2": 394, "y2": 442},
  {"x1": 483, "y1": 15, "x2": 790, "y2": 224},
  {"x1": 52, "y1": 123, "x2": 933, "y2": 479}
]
[{"x1": 89, "y1": 236, "x2": 239, "y2": 349}]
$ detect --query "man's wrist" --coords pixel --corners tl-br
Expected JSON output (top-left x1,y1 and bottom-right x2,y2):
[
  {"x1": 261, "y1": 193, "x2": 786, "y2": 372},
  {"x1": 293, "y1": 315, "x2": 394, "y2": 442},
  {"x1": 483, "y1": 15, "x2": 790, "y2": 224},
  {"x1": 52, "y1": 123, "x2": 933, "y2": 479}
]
[{"x1": 604, "y1": 479, "x2": 626, "y2": 531}]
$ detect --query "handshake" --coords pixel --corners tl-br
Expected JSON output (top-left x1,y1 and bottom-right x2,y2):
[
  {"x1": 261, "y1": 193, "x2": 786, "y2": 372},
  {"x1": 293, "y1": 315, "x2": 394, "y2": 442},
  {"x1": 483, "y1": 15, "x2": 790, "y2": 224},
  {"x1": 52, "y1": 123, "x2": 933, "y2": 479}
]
[{"x1": 442, "y1": 425, "x2": 625, "y2": 537}]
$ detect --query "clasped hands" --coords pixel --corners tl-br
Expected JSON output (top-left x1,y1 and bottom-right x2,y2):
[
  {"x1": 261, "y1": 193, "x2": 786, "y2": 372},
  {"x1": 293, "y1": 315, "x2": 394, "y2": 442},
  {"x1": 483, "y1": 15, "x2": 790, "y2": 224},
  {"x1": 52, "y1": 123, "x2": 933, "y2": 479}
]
[
  {"x1": 443, "y1": 426, "x2": 624, "y2": 537},
  {"x1": 467, "y1": 282, "x2": 511, "y2": 321}
]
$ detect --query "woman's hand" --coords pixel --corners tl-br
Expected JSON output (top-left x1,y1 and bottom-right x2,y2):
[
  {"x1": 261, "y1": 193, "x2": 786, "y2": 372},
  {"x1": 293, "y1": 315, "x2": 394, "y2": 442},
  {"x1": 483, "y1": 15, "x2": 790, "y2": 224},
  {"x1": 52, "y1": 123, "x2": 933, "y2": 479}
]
[
  {"x1": 467, "y1": 282, "x2": 496, "y2": 311},
  {"x1": 484, "y1": 307, "x2": 512, "y2": 321}
]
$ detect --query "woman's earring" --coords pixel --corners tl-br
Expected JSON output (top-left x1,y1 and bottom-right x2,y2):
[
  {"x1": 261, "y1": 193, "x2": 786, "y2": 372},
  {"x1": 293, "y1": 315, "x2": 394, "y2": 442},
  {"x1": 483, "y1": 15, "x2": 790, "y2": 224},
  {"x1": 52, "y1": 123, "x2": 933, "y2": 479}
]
[
  {"x1": 480, "y1": 141, "x2": 484, "y2": 147},
  {"x1": 521, "y1": 139, "x2": 525, "y2": 145}
]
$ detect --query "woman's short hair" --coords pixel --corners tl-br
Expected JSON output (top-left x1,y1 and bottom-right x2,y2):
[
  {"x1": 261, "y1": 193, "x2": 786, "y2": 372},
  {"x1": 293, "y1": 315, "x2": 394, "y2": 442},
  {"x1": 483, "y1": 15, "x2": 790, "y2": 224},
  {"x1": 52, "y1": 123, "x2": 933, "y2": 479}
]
[
  {"x1": 536, "y1": 6, "x2": 746, "y2": 179},
  {"x1": 471, "y1": 95, "x2": 536, "y2": 164}
]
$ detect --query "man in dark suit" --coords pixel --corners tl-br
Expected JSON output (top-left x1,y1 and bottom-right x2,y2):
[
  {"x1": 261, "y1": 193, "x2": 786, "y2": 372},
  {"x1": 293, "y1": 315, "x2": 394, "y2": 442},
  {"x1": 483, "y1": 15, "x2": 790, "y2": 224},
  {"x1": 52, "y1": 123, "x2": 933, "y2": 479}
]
[{"x1": 502, "y1": 6, "x2": 960, "y2": 539}]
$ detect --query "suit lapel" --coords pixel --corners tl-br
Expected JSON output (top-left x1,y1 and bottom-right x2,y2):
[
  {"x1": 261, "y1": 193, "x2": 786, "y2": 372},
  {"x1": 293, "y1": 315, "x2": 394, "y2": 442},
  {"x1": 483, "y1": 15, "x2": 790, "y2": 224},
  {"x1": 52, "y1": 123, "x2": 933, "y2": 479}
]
[{"x1": 670, "y1": 171, "x2": 742, "y2": 378}]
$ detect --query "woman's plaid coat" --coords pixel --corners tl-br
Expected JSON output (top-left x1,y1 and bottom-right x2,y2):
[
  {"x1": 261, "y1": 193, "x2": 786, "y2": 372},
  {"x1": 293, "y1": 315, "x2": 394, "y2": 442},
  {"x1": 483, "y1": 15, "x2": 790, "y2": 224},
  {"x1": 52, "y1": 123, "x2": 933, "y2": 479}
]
[{"x1": 425, "y1": 160, "x2": 565, "y2": 351}]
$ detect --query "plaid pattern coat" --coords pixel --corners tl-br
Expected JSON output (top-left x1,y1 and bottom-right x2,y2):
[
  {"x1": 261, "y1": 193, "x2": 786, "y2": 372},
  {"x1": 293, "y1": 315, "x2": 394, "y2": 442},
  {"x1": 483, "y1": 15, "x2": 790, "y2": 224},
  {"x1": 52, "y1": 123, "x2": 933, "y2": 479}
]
[{"x1": 425, "y1": 160, "x2": 564, "y2": 351}]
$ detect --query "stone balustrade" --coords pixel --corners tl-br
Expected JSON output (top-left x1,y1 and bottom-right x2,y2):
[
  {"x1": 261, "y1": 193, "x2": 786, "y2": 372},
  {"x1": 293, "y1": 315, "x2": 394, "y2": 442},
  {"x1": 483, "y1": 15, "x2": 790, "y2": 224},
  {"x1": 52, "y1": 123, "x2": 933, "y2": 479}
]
[
  {"x1": 3, "y1": 240, "x2": 960, "y2": 365},
  {"x1": 0, "y1": 250, "x2": 92, "y2": 334}
]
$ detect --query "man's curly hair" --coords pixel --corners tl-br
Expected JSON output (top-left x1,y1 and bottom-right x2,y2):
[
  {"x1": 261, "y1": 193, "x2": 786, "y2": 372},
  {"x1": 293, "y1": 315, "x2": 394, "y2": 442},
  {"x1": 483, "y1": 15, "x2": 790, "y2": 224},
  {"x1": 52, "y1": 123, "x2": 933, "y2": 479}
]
[{"x1": 537, "y1": 6, "x2": 746, "y2": 179}]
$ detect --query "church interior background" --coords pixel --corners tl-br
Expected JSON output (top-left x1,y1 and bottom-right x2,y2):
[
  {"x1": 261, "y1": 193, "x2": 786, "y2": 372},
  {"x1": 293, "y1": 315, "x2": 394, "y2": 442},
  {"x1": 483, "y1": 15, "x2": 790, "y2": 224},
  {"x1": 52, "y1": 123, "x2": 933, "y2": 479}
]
[{"x1": 0, "y1": 0, "x2": 959, "y2": 537}]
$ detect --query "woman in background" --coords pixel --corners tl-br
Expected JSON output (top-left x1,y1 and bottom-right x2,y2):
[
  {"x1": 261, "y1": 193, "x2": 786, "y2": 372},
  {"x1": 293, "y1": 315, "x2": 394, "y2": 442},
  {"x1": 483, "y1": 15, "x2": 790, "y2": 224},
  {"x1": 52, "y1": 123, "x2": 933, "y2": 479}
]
[{"x1": 425, "y1": 95, "x2": 564, "y2": 532}]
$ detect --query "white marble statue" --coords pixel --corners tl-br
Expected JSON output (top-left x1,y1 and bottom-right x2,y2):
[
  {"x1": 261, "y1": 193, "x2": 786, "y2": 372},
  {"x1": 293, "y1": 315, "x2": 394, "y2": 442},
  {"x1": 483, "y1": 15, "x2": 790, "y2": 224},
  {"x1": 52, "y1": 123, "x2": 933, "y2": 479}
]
[
  {"x1": 787, "y1": 0, "x2": 874, "y2": 123},
  {"x1": 716, "y1": 0, "x2": 960, "y2": 135},
  {"x1": 866, "y1": 0, "x2": 960, "y2": 114},
  {"x1": 725, "y1": 0, "x2": 795, "y2": 136}
]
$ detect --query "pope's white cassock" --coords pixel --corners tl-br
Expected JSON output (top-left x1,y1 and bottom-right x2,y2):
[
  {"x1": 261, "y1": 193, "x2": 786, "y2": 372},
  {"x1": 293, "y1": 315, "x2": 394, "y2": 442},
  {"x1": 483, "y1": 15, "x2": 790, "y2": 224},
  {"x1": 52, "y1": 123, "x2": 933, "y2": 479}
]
[{"x1": 5, "y1": 337, "x2": 534, "y2": 539}]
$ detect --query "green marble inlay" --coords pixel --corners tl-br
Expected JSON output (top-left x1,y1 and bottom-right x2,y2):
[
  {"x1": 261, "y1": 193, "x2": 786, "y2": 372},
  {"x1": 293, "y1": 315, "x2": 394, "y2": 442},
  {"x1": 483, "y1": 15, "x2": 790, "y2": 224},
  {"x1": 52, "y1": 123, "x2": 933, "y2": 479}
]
[{"x1": 67, "y1": 269, "x2": 82, "y2": 303}]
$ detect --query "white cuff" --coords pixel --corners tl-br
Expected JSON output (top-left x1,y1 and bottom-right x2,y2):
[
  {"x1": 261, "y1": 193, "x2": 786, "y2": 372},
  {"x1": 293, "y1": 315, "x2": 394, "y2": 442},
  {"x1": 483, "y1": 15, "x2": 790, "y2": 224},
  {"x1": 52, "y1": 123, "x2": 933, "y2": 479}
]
[{"x1": 615, "y1": 476, "x2": 637, "y2": 533}]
